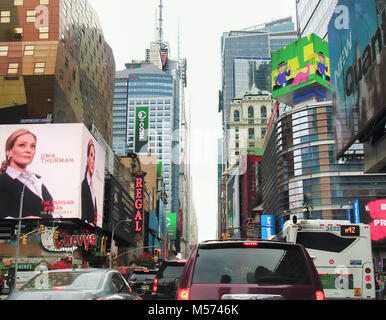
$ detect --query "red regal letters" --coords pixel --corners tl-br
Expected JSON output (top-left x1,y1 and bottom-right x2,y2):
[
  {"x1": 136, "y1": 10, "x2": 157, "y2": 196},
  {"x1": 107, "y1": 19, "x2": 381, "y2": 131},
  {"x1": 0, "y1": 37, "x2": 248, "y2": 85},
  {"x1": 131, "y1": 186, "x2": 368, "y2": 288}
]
[{"x1": 134, "y1": 176, "x2": 144, "y2": 232}]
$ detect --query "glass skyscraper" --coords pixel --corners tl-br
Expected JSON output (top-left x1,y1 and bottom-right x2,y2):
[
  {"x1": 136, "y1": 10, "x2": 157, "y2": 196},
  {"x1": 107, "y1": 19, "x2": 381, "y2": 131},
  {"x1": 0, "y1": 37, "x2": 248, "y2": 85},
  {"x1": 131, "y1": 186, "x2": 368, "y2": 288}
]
[
  {"x1": 220, "y1": 17, "x2": 298, "y2": 168},
  {"x1": 113, "y1": 62, "x2": 175, "y2": 212}
]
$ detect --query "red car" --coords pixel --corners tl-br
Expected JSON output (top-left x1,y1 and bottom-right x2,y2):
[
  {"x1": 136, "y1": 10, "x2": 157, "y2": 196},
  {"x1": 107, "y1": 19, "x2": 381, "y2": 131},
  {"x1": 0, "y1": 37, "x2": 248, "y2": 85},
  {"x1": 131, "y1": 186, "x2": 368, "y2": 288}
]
[{"x1": 177, "y1": 240, "x2": 325, "y2": 300}]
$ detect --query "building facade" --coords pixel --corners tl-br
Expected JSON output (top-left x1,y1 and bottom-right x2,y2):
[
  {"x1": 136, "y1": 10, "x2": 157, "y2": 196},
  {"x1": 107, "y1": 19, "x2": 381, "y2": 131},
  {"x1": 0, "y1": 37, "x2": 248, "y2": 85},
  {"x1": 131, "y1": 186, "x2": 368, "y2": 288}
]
[
  {"x1": 220, "y1": 17, "x2": 298, "y2": 168},
  {"x1": 0, "y1": 0, "x2": 115, "y2": 145},
  {"x1": 296, "y1": 0, "x2": 338, "y2": 40}
]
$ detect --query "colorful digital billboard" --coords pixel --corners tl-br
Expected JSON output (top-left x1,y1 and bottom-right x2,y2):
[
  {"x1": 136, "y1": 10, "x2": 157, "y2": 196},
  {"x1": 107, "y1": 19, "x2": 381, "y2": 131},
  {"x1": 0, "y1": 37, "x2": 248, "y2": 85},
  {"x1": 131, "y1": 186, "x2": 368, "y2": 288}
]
[
  {"x1": 261, "y1": 215, "x2": 276, "y2": 240},
  {"x1": 0, "y1": 123, "x2": 105, "y2": 227},
  {"x1": 328, "y1": 0, "x2": 386, "y2": 157},
  {"x1": 167, "y1": 212, "x2": 177, "y2": 240},
  {"x1": 357, "y1": 199, "x2": 386, "y2": 244},
  {"x1": 271, "y1": 33, "x2": 331, "y2": 105}
]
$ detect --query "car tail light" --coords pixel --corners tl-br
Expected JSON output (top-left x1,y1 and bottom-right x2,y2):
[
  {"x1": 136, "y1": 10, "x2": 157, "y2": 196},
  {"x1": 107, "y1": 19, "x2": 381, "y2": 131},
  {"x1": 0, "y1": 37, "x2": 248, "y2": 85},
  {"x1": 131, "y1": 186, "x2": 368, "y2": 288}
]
[
  {"x1": 315, "y1": 290, "x2": 325, "y2": 300},
  {"x1": 177, "y1": 288, "x2": 190, "y2": 300},
  {"x1": 152, "y1": 278, "x2": 158, "y2": 292},
  {"x1": 243, "y1": 241, "x2": 258, "y2": 247},
  {"x1": 129, "y1": 281, "x2": 135, "y2": 286}
]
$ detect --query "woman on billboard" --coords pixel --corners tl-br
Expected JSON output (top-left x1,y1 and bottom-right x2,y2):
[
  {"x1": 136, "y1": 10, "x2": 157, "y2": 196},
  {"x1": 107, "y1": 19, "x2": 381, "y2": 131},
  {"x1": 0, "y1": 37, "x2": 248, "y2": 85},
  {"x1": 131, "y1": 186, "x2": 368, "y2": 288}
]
[
  {"x1": 0, "y1": 128, "x2": 53, "y2": 219},
  {"x1": 81, "y1": 139, "x2": 98, "y2": 226}
]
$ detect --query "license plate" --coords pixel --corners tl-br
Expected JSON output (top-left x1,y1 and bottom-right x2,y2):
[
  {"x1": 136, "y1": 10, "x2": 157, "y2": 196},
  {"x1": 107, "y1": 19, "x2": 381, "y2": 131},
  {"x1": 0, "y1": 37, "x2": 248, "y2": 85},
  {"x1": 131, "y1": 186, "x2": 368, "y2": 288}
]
[{"x1": 141, "y1": 285, "x2": 149, "y2": 290}]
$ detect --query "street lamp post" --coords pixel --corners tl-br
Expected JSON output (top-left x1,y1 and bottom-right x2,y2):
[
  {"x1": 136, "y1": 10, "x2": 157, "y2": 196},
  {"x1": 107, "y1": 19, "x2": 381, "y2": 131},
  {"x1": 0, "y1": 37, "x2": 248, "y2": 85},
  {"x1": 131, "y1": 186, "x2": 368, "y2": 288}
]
[
  {"x1": 109, "y1": 219, "x2": 131, "y2": 269},
  {"x1": 14, "y1": 173, "x2": 40, "y2": 292}
]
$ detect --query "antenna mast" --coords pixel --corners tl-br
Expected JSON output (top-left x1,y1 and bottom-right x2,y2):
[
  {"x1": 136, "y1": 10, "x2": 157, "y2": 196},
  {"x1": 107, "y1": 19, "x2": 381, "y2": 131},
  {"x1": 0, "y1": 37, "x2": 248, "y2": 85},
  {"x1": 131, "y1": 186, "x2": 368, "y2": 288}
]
[{"x1": 158, "y1": 0, "x2": 163, "y2": 43}]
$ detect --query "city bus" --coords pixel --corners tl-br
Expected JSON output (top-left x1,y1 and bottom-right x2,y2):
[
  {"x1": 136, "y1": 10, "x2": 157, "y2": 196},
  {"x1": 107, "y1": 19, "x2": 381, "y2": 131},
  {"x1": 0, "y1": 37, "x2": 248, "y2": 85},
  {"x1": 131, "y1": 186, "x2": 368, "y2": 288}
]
[{"x1": 273, "y1": 218, "x2": 376, "y2": 299}]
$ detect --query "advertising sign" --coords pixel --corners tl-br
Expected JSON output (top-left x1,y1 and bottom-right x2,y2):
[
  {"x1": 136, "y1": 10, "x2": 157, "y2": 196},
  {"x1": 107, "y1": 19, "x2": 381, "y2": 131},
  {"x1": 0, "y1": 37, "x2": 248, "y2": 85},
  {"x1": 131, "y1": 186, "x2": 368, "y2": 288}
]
[
  {"x1": 135, "y1": 106, "x2": 149, "y2": 153},
  {"x1": 261, "y1": 215, "x2": 276, "y2": 239},
  {"x1": 328, "y1": 0, "x2": 386, "y2": 157},
  {"x1": 271, "y1": 33, "x2": 331, "y2": 105},
  {"x1": 167, "y1": 212, "x2": 177, "y2": 240},
  {"x1": 358, "y1": 199, "x2": 386, "y2": 244},
  {"x1": 0, "y1": 123, "x2": 105, "y2": 227}
]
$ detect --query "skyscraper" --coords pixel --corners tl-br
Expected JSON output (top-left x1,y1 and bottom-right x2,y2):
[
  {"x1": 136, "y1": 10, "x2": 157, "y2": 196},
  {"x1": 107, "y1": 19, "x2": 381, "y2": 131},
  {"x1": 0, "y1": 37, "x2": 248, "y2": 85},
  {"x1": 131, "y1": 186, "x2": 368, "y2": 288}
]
[{"x1": 220, "y1": 17, "x2": 298, "y2": 168}]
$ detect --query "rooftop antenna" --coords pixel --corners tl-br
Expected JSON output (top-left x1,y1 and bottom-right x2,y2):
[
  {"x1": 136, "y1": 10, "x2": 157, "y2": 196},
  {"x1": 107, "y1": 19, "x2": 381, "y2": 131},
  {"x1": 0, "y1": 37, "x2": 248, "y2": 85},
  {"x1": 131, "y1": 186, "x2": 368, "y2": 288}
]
[{"x1": 158, "y1": 0, "x2": 163, "y2": 43}]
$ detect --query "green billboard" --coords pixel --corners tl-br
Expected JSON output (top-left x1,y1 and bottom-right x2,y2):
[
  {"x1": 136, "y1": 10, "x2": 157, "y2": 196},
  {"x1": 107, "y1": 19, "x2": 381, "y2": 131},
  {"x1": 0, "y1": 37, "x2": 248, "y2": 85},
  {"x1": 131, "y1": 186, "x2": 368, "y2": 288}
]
[
  {"x1": 166, "y1": 212, "x2": 177, "y2": 240},
  {"x1": 135, "y1": 106, "x2": 149, "y2": 153},
  {"x1": 271, "y1": 33, "x2": 331, "y2": 105}
]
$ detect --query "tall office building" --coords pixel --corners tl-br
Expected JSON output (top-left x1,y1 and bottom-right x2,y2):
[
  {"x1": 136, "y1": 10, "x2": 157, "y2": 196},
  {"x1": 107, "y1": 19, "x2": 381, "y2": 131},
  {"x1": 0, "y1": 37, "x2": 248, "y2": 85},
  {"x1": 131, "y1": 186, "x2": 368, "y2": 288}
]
[
  {"x1": 220, "y1": 17, "x2": 298, "y2": 168},
  {"x1": 112, "y1": 1, "x2": 187, "y2": 215},
  {"x1": 0, "y1": 0, "x2": 115, "y2": 145},
  {"x1": 296, "y1": 0, "x2": 338, "y2": 39}
]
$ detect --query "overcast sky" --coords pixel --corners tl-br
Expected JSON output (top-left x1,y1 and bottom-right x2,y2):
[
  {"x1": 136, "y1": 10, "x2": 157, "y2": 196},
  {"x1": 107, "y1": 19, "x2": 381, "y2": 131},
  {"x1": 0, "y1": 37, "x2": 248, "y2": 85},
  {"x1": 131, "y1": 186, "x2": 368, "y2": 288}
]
[{"x1": 89, "y1": 0, "x2": 297, "y2": 243}]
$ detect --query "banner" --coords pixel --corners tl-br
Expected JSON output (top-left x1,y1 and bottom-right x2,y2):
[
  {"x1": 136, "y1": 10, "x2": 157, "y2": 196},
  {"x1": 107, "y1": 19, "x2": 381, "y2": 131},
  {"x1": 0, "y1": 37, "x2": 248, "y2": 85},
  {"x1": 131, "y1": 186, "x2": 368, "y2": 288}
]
[
  {"x1": 135, "y1": 106, "x2": 149, "y2": 153},
  {"x1": 167, "y1": 212, "x2": 177, "y2": 240}
]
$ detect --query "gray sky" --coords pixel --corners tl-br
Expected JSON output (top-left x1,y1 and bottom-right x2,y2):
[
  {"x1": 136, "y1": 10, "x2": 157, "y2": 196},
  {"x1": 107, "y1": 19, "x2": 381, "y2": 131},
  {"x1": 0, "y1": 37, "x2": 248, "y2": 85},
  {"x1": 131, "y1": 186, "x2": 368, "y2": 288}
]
[{"x1": 89, "y1": 0, "x2": 296, "y2": 242}]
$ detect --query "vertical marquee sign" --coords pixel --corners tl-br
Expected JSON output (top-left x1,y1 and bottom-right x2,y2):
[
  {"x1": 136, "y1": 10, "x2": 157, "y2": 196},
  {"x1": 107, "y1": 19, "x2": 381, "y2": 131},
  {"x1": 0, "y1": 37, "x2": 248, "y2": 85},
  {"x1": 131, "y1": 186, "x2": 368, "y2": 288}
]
[
  {"x1": 134, "y1": 176, "x2": 144, "y2": 234},
  {"x1": 135, "y1": 106, "x2": 149, "y2": 153}
]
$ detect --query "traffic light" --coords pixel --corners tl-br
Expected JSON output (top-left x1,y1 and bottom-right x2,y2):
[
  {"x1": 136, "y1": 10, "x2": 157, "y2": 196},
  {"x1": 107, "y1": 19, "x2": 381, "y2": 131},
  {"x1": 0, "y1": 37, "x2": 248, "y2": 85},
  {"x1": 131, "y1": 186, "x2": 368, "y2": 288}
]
[
  {"x1": 39, "y1": 224, "x2": 45, "y2": 234},
  {"x1": 154, "y1": 248, "x2": 162, "y2": 256},
  {"x1": 54, "y1": 231, "x2": 59, "y2": 241},
  {"x1": 21, "y1": 234, "x2": 27, "y2": 245}
]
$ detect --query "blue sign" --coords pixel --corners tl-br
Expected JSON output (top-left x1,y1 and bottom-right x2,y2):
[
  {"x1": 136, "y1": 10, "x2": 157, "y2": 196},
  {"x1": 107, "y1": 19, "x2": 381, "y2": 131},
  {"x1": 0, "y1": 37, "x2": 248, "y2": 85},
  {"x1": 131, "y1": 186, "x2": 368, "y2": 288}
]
[
  {"x1": 261, "y1": 215, "x2": 276, "y2": 239},
  {"x1": 353, "y1": 200, "x2": 360, "y2": 223}
]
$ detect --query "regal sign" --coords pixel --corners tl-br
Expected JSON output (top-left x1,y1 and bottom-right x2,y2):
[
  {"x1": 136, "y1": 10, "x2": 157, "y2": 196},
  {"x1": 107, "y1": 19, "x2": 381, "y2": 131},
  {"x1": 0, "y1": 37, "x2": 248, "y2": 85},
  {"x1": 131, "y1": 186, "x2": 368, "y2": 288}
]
[{"x1": 134, "y1": 176, "x2": 144, "y2": 232}]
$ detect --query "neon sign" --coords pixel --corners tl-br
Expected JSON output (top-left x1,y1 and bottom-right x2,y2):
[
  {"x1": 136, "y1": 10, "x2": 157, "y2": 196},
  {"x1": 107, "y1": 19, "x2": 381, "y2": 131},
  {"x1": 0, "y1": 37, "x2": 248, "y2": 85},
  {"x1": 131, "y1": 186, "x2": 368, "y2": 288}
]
[{"x1": 134, "y1": 176, "x2": 144, "y2": 232}]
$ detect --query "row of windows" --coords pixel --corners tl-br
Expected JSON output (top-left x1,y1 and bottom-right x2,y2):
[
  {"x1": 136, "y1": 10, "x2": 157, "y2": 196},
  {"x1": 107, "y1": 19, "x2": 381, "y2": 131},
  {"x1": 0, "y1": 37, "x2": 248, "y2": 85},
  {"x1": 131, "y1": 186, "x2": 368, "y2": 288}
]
[
  {"x1": 5, "y1": 62, "x2": 47, "y2": 75},
  {"x1": 233, "y1": 106, "x2": 267, "y2": 121},
  {"x1": 129, "y1": 100, "x2": 171, "y2": 105}
]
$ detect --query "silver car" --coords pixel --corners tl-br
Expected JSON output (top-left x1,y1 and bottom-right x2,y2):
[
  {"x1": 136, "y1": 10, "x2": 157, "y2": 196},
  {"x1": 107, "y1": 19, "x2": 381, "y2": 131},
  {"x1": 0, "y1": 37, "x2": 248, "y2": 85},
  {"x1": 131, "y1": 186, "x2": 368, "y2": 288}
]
[{"x1": 8, "y1": 268, "x2": 142, "y2": 300}]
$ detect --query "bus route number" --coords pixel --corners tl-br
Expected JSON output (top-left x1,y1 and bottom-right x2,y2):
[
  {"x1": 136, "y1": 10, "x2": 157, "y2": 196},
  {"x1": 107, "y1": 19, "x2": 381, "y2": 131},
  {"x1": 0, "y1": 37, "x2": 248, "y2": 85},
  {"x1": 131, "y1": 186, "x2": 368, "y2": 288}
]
[{"x1": 340, "y1": 225, "x2": 360, "y2": 236}]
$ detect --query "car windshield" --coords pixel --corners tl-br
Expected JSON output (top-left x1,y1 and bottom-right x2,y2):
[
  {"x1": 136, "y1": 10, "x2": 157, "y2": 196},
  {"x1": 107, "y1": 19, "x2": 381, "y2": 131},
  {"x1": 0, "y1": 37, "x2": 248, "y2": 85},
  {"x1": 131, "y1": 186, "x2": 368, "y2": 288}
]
[
  {"x1": 192, "y1": 245, "x2": 311, "y2": 285},
  {"x1": 130, "y1": 272, "x2": 156, "y2": 281},
  {"x1": 20, "y1": 271, "x2": 105, "y2": 291}
]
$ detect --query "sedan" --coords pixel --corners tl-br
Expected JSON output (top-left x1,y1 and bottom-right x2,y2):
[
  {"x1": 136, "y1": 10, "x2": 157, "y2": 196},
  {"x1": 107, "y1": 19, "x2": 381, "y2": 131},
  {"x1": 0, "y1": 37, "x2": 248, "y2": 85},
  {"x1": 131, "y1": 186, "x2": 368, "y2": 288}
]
[{"x1": 8, "y1": 268, "x2": 142, "y2": 300}]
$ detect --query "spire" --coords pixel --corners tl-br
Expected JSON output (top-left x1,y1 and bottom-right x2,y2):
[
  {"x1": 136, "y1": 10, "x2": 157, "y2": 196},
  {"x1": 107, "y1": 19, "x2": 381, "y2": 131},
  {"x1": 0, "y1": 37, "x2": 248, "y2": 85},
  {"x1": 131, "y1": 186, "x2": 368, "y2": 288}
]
[{"x1": 158, "y1": 0, "x2": 163, "y2": 43}]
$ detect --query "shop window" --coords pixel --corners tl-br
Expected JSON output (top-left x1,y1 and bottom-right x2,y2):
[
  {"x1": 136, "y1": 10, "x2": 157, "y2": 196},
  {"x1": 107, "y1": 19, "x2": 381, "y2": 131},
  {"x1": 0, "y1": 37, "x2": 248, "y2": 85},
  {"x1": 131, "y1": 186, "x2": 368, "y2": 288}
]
[
  {"x1": 0, "y1": 46, "x2": 8, "y2": 56},
  {"x1": 0, "y1": 11, "x2": 11, "y2": 23}
]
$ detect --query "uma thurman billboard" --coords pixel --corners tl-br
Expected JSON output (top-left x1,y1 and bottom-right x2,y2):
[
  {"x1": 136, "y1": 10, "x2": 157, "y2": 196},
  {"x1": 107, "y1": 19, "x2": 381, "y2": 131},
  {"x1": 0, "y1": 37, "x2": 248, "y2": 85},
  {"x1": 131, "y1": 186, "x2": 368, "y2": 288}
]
[
  {"x1": 328, "y1": 1, "x2": 386, "y2": 157},
  {"x1": 0, "y1": 123, "x2": 105, "y2": 227}
]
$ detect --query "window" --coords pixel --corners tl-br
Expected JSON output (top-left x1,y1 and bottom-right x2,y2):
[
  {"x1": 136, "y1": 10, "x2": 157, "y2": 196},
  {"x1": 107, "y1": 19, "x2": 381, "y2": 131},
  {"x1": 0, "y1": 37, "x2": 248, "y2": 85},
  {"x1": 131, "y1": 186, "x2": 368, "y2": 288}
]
[
  {"x1": 34, "y1": 62, "x2": 45, "y2": 73},
  {"x1": 40, "y1": 0, "x2": 49, "y2": 4},
  {"x1": 0, "y1": 11, "x2": 11, "y2": 23},
  {"x1": 8, "y1": 63, "x2": 19, "y2": 74},
  {"x1": 248, "y1": 128, "x2": 255, "y2": 139},
  {"x1": 24, "y1": 45, "x2": 34, "y2": 56},
  {"x1": 26, "y1": 10, "x2": 36, "y2": 23},
  {"x1": 234, "y1": 110, "x2": 240, "y2": 122},
  {"x1": 296, "y1": 232, "x2": 356, "y2": 253},
  {"x1": 261, "y1": 105, "x2": 267, "y2": 118},
  {"x1": 39, "y1": 26, "x2": 49, "y2": 39},
  {"x1": 261, "y1": 128, "x2": 267, "y2": 139},
  {"x1": 14, "y1": 0, "x2": 23, "y2": 5},
  {"x1": 0, "y1": 46, "x2": 8, "y2": 56},
  {"x1": 248, "y1": 106, "x2": 254, "y2": 118}
]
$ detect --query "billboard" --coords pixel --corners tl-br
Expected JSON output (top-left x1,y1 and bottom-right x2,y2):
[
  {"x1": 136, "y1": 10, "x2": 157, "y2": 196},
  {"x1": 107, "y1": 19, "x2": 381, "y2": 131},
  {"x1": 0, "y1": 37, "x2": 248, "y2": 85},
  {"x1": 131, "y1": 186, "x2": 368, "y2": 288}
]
[
  {"x1": 358, "y1": 199, "x2": 386, "y2": 245},
  {"x1": 271, "y1": 33, "x2": 331, "y2": 105},
  {"x1": 328, "y1": 1, "x2": 386, "y2": 157},
  {"x1": 167, "y1": 212, "x2": 177, "y2": 240},
  {"x1": 261, "y1": 215, "x2": 276, "y2": 240},
  {"x1": 0, "y1": 123, "x2": 105, "y2": 227},
  {"x1": 135, "y1": 106, "x2": 149, "y2": 153}
]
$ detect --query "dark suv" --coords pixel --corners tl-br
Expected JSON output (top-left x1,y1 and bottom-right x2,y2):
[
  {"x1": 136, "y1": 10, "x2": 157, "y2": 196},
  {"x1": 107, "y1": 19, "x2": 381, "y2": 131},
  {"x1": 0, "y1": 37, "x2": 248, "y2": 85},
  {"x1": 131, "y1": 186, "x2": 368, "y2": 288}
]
[
  {"x1": 152, "y1": 260, "x2": 187, "y2": 300},
  {"x1": 128, "y1": 269, "x2": 157, "y2": 300},
  {"x1": 177, "y1": 240, "x2": 325, "y2": 300}
]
